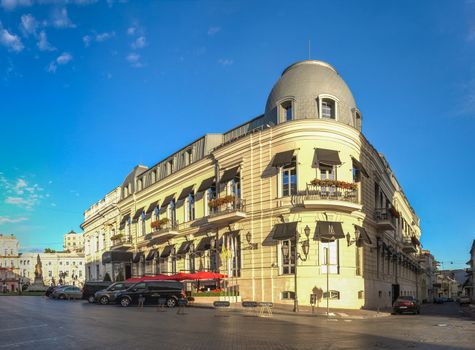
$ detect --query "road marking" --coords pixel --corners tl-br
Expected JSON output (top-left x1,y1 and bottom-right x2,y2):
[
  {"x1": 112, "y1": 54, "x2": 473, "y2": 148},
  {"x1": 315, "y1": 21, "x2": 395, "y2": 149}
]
[
  {"x1": 0, "y1": 324, "x2": 48, "y2": 332},
  {"x1": 0, "y1": 336, "x2": 70, "y2": 348}
]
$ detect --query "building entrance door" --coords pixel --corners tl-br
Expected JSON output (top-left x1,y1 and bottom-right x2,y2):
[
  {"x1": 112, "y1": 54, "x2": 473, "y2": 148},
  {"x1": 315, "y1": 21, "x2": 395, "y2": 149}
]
[
  {"x1": 125, "y1": 264, "x2": 132, "y2": 279},
  {"x1": 392, "y1": 284, "x2": 400, "y2": 304}
]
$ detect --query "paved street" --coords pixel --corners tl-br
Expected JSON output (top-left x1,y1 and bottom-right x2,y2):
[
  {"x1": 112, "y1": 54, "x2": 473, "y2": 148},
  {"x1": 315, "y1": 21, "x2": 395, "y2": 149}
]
[{"x1": 0, "y1": 297, "x2": 474, "y2": 350}]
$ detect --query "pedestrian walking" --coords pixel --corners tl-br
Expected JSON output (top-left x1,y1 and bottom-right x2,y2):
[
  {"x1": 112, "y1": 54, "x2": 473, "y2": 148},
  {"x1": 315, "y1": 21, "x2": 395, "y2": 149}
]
[{"x1": 138, "y1": 294, "x2": 145, "y2": 308}]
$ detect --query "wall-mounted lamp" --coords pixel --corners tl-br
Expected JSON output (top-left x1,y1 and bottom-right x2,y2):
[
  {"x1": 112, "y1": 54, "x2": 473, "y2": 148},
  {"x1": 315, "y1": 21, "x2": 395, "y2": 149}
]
[{"x1": 245, "y1": 231, "x2": 258, "y2": 250}]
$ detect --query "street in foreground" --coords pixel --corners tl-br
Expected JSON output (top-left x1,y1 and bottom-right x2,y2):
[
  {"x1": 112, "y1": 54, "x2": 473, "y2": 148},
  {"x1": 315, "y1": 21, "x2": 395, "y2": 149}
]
[{"x1": 0, "y1": 297, "x2": 474, "y2": 350}]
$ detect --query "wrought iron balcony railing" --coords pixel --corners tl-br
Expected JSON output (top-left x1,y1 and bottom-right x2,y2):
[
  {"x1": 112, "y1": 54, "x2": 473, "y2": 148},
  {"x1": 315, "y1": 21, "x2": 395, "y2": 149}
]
[
  {"x1": 208, "y1": 196, "x2": 246, "y2": 217},
  {"x1": 303, "y1": 183, "x2": 359, "y2": 203}
]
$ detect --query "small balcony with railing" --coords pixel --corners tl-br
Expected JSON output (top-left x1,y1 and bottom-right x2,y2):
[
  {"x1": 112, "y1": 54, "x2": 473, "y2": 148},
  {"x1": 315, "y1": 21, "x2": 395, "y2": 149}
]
[
  {"x1": 402, "y1": 236, "x2": 419, "y2": 254},
  {"x1": 110, "y1": 234, "x2": 132, "y2": 249},
  {"x1": 295, "y1": 180, "x2": 362, "y2": 212},
  {"x1": 207, "y1": 195, "x2": 247, "y2": 225},
  {"x1": 373, "y1": 208, "x2": 397, "y2": 231},
  {"x1": 146, "y1": 218, "x2": 179, "y2": 241}
]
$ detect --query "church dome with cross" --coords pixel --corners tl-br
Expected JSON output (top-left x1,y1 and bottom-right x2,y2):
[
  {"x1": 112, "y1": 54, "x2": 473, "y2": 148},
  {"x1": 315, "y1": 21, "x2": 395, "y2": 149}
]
[{"x1": 264, "y1": 60, "x2": 361, "y2": 130}]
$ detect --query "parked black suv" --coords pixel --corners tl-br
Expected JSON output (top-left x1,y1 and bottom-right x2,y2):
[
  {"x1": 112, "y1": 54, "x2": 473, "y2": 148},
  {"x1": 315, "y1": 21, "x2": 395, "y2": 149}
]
[
  {"x1": 116, "y1": 281, "x2": 186, "y2": 308},
  {"x1": 94, "y1": 281, "x2": 133, "y2": 305},
  {"x1": 82, "y1": 281, "x2": 112, "y2": 303}
]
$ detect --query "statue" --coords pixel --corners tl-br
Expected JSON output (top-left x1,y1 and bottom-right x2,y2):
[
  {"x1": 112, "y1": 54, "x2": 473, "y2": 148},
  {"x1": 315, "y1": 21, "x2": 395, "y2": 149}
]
[
  {"x1": 27, "y1": 254, "x2": 47, "y2": 292},
  {"x1": 34, "y1": 254, "x2": 43, "y2": 279}
]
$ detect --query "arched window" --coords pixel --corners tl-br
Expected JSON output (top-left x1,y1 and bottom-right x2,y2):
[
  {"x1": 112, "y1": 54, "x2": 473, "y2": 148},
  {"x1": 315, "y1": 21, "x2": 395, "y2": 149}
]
[
  {"x1": 280, "y1": 101, "x2": 293, "y2": 122},
  {"x1": 321, "y1": 98, "x2": 336, "y2": 119}
]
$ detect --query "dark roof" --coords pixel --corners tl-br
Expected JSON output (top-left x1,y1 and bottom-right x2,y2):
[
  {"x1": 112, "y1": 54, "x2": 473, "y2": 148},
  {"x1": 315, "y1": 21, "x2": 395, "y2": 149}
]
[
  {"x1": 178, "y1": 185, "x2": 195, "y2": 201},
  {"x1": 271, "y1": 150, "x2": 294, "y2": 168},
  {"x1": 314, "y1": 221, "x2": 345, "y2": 241},
  {"x1": 197, "y1": 177, "x2": 215, "y2": 192},
  {"x1": 272, "y1": 222, "x2": 298, "y2": 240},
  {"x1": 354, "y1": 225, "x2": 372, "y2": 245},
  {"x1": 351, "y1": 157, "x2": 369, "y2": 177},
  {"x1": 312, "y1": 148, "x2": 341, "y2": 168},
  {"x1": 161, "y1": 194, "x2": 175, "y2": 208},
  {"x1": 219, "y1": 166, "x2": 239, "y2": 184}
]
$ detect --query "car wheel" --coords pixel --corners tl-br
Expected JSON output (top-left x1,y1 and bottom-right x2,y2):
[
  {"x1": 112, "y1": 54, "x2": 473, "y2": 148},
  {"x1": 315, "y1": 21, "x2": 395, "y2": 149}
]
[
  {"x1": 166, "y1": 298, "x2": 177, "y2": 308},
  {"x1": 120, "y1": 297, "x2": 131, "y2": 307},
  {"x1": 99, "y1": 296, "x2": 109, "y2": 305},
  {"x1": 88, "y1": 296, "x2": 95, "y2": 303},
  {"x1": 59, "y1": 294, "x2": 66, "y2": 300}
]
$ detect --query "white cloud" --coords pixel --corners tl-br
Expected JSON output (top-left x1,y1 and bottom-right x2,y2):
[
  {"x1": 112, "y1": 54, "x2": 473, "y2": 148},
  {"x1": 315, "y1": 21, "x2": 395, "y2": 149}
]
[
  {"x1": 0, "y1": 175, "x2": 44, "y2": 209},
  {"x1": 37, "y1": 30, "x2": 55, "y2": 51},
  {"x1": 0, "y1": 216, "x2": 28, "y2": 224},
  {"x1": 47, "y1": 51, "x2": 72, "y2": 73},
  {"x1": 0, "y1": 23, "x2": 24, "y2": 52},
  {"x1": 20, "y1": 14, "x2": 38, "y2": 36},
  {"x1": 218, "y1": 58, "x2": 234, "y2": 66},
  {"x1": 51, "y1": 8, "x2": 76, "y2": 28},
  {"x1": 131, "y1": 35, "x2": 146, "y2": 49},
  {"x1": 56, "y1": 51, "x2": 72, "y2": 64},
  {"x1": 84, "y1": 31, "x2": 115, "y2": 47},
  {"x1": 126, "y1": 52, "x2": 143, "y2": 68},
  {"x1": 207, "y1": 26, "x2": 221, "y2": 36},
  {"x1": 82, "y1": 34, "x2": 91, "y2": 47},
  {"x1": 0, "y1": 0, "x2": 32, "y2": 10},
  {"x1": 127, "y1": 26, "x2": 136, "y2": 35}
]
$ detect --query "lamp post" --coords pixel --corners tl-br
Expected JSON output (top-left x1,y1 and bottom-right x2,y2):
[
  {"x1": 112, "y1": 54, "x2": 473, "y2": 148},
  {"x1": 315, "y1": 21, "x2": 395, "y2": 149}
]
[{"x1": 282, "y1": 224, "x2": 311, "y2": 313}]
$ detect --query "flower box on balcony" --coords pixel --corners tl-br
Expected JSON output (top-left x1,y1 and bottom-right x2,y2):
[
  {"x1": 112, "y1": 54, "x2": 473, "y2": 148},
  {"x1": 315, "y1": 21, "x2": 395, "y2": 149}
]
[
  {"x1": 389, "y1": 206, "x2": 401, "y2": 219},
  {"x1": 309, "y1": 179, "x2": 357, "y2": 190},
  {"x1": 208, "y1": 195, "x2": 235, "y2": 209},
  {"x1": 110, "y1": 233, "x2": 123, "y2": 241},
  {"x1": 150, "y1": 218, "x2": 169, "y2": 230}
]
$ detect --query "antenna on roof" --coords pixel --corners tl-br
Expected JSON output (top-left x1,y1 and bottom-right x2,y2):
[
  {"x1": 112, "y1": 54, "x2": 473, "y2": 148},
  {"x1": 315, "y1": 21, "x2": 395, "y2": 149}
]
[{"x1": 308, "y1": 39, "x2": 311, "y2": 60}]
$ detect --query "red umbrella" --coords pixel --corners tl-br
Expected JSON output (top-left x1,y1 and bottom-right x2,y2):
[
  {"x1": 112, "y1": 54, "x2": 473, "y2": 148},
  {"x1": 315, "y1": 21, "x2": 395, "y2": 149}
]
[
  {"x1": 188, "y1": 271, "x2": 228, "y2": 280},
  {"x1": 167, "y1": 272, "x2": 194, "y2": 281}
]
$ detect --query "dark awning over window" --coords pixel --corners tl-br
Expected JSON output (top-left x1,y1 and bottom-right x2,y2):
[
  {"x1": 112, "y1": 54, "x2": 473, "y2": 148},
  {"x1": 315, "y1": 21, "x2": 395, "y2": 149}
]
[
  {"x1": 314, "y1": 221, "x2": 345, "y2": 241},
  {"x1": 160, "y1": 245, "x2": 174, "y2": 258},
  {"x1": 102, "y1": 251, "x2": 132, "y2": 264},
  {"x1": 354, "y1": 225, "x2": 372, "y2": 245},
  {"x1": 177, "y1": 241, "x2": 193, "y2": 255},
  {"x1": 161, "y1": 194, "x2": 175, "y2": 208},
  {"x1": 145, "y1": 201, "x2": 159, "y2": 219},
  {"x1": 271, "y1": 150, "x2": 294, "y2": 168},
  {"x1": 411, "y1": 236, "x2": 420, "y2": 246},
  {"x1": 219, "y1": 166, "x2": 239, "y2": 184},
  {"x1": 178, "y1": 185, "x2": 195, "y2": 201},
  {"x1": 145, "y1": 249, "x2": 157, "y2": 261},
  {"x1": 196, "y1": 236, "x2": 213, "y2": 252},
  {"x1": 132, "y1": 252, "x2": 144, "y2": 263},
  {"x1": 119, "y1": 214, "x2": 130, "y2": 230},
  {"x1": 132, "y1": 207, "x2": 145, "y2": 223},
  {"x1": 312, "y1": 148, "x2": 342, "y2": 168},
  {"x1": 197, "y1": 177, "x2": 215, "y2": 192},
  {"x1": 272, "y1": 222, "x2": 298, "y2": 240},
  {"x1": 351, "y1": 157, "x2": 369, "y2": 178}
]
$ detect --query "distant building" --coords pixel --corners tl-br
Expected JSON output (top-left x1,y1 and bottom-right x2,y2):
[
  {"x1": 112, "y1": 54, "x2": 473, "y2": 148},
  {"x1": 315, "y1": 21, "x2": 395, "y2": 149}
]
[
  {"x1": 20, "y1": 251, "x2": 85, "y2": 286},
  {"x1": 0, "y1": 234, "x2": 21, "y2": 292},
  {"x1": 418, "y1": 250, "x2": 437, "y2": 302},
  {"x1": 436, "y1": 271, "x2": 459, "y2": 298},
  {"x1": 465, "y1": 240, "x2": 474, "y2": 302},
  {"x1": 63, "y1": 230, "x2": 84, "y2": 253}
]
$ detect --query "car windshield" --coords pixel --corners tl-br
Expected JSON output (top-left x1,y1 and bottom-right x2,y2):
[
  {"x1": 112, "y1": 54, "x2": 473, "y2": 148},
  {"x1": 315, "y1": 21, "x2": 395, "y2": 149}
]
[{"x1": 107, "y1": 283, "x2": 123, "y2": 291}]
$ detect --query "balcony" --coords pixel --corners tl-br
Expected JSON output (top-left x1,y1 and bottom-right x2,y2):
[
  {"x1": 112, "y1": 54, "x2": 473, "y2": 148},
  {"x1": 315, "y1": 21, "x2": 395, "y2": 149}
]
[
  {"x1": 296, "y1": 182, "x2": 362, "y2": 213},
  {"x1": 374, "y1": 208, "x2": 397, "y2": 231},
  {"x1": 402, "y1": 238, "x2": 418, "y2": 254},
  {"x1": 146, "y1": 220, "x2": 179, "y2": 241},
  {"x1": 207, "y1": 196, "x2": 247, "y2": 226},
  {"x1": 110, "y1": 235, "x2": 132, "y2": 250}
]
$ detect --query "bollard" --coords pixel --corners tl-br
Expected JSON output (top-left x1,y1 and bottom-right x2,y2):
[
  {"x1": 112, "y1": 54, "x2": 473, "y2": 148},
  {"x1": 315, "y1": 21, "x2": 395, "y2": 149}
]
[{"x1": 213, "y1": 301, "x2": 231, "y2": 317}]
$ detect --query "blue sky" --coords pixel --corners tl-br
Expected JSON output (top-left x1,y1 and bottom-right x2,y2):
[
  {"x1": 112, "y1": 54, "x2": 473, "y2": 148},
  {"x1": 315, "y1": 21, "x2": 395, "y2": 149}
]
[{"x1": 0, "y1": 0, "x2": 474, "y2": 268}]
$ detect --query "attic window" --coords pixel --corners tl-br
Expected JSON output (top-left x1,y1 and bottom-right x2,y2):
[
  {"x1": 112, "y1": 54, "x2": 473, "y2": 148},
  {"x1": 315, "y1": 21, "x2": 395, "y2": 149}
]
[
  {"x1": 184, "y1": 149, "x2": 193, "y2": 166},
  {"x1": 167, "y1": 159, "x2": 174, "y2": 175},
  {"x1": 280, "y1": 101, "x2": 293, "y2": 122},
  {"x1": 137, "y1": 178, "x2": 143, "y2": 191},
  {"x1": 321, "y1": 98, "x2": 336, "y2": 119}
]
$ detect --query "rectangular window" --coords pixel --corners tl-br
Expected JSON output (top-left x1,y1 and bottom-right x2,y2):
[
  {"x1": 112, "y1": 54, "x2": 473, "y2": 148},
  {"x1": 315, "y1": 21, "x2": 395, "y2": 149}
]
[
  {"x1": 322, "y1": 290, "x2": 340, "y2": 299},
  {"x1": 281, "y1": 239, "x2": 296, "y2": 275},
  {"x1": 281, "y1": 101, "x2": 293, "y2": 121},
  {"x1": 281, "y1": 291, "x2": 295, "y2": 300},
  {"x1": 206, "y1": 185, "x2": 217, "y2": 216},
  {"x1": 282, "y1": 157, "x2": 297, "y2": 197},
  {"x1": 186, "y1": 193, "x2": 195, "y2": 222}
]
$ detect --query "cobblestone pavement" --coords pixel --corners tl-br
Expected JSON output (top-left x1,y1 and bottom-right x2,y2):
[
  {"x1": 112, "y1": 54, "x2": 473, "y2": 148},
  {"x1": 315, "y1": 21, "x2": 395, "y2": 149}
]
[{"x1": 0, "y1": 297, "x2": 474, "y2": 350}]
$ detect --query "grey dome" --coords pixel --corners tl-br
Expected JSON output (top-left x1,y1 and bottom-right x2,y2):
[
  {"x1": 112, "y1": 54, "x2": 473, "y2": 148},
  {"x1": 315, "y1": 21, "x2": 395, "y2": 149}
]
[{"x1": 265, "y1": 60, "x2": 361, "y2": 130}]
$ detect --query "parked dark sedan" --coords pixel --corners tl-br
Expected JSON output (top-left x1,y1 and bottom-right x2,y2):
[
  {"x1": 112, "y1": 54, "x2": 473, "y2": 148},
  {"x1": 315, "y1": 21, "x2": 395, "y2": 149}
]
[
  {"x1": 82, "y1": 281, "x2": 112, "y2": 303},
  {"x1": 115, "y1": 281, "x2": 187, "y2": 308},
  {"x1": 94, "y1": 282, "x2": 133, "y2": 305},
  {"x1": 393, "y1": 296, "x2": 420, "y2": 314}
]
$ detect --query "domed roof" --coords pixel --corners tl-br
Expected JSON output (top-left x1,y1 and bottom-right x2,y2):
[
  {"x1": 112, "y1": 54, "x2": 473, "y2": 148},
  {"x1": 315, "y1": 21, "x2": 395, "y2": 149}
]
[{"x1": 265, "y1": 60, "x2": 360, "y2": 129}]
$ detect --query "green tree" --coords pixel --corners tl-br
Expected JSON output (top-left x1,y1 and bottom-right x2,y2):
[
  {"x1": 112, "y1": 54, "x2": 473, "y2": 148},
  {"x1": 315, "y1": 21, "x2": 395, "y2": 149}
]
[
  {"x1": 103, "y1": 272, "x2": 112, "y2": 282},
  {"x1": 44, "y1": 248, "x2": 56, "y2": 253}
]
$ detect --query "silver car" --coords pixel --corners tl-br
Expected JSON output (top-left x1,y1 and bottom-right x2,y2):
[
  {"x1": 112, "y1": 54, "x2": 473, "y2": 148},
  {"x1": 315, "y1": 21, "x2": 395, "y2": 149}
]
[{"x1": 52, "y1": 286, "x2": 82, "y2": 300}]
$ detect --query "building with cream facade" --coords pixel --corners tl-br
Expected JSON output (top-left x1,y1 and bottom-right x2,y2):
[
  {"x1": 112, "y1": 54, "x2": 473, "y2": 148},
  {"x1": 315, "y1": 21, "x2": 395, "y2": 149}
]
[
  {"x1": 20, "y1": 251, "x2": 85, "y2": 286},
  {"x1": 82, "y1": 60, "x2": 424, "y2": 310},
  {"x1": 0, "y1": 234, "x2": 21, "y2": 291},
  {"x1": 63, "y1": 230, "x2": 84, "y2": 253}
]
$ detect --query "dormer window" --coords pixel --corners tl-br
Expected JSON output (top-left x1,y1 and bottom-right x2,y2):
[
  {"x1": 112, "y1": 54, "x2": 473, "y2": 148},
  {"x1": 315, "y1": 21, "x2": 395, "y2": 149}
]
[
  {"x1": 124, "y1": 186, "x2": 128, "y2": 197},
  {"x1": 167, "y1": 159, "x2": 174, "y2": 175},
  {"x1": 137, "y1": 178, "x2": 143, "y2": 191},
  {"x1": 184, "y1": 149, "x2": 193, "y2": 166},
  {"x1": 321, "y1": 98, "x2": 336, "y2": 119},
  {"x1": 280, "y1": 101, "x2": 293, "y2": 122},
  {"x1": 150, "y1": 170, "x2": 156, "y2": 183}
]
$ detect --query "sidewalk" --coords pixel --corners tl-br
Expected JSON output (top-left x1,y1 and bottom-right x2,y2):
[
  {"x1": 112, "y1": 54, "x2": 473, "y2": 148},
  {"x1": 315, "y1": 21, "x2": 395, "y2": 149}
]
[{"x1": 189, "y1": 301, "x2": 391, "y2": 319}]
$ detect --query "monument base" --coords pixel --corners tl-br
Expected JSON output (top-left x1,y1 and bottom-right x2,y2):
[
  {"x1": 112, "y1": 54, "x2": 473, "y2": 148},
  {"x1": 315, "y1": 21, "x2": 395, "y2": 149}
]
[{"x1": 26, "y1": 277, "x2": 48, "y2": 292}]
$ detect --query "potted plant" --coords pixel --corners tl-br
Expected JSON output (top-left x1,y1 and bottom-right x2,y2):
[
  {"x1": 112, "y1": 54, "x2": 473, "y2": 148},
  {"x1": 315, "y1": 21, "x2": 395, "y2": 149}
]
[
  {"x1": 110, "y1": 233, "x2": 123, "y2": 241},
  {"x1": 208, "y1": 195, "x2": 235, "y2": 208},
  {"x1": 310, "y1": 178, "x2": 357, "y2": 190},
  {"x1": 150, "y1": 217, "x2": 170, "y2": 230}
]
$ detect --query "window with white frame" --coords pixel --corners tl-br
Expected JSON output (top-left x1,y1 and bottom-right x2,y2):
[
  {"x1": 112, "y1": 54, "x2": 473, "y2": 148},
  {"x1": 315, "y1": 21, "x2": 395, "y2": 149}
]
[
  {"x1": 154, "y1": 207, "x2": 160, "y2": 222},
  {"x1": 280, "y1": 239, "x2": 296, "y2": 275},
  {"x1": 206, "y1": 183, "x2": 217, "y2": 216},
  {"x1": 320, "y1": 98, "x2": 336, "y2": 119},
  {"x1": 320, "y1": 240, "x2": 339, "y2": 274},
  {"x1": 282, "y1": 157, "x2": 297, "y2": 197},
  {"x1": 168, "y1": 199, "x2": 176, "y2": 225},
  {"x1": 185, "y1": 192, "x2": 195, "y2": 222},
  {"x1": 140, "y1": 212, "x2": 146, "y2": 236},
  {"x1": 280, "y1": 100, "x2": 293, "y2": 122}
]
